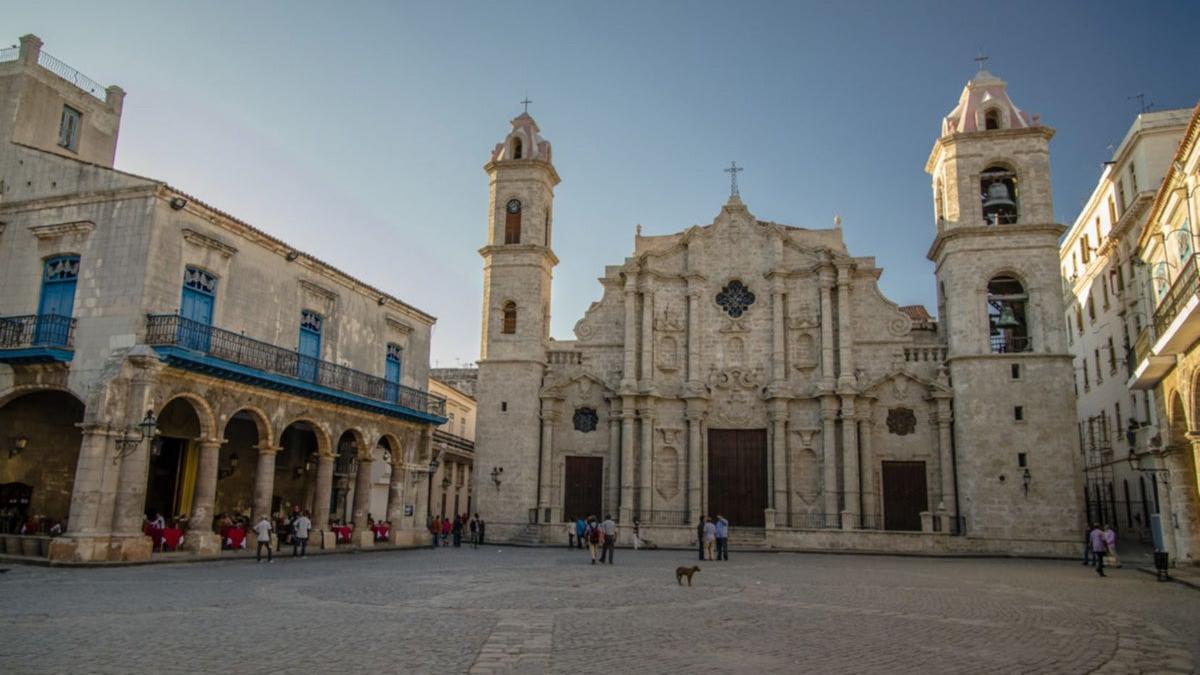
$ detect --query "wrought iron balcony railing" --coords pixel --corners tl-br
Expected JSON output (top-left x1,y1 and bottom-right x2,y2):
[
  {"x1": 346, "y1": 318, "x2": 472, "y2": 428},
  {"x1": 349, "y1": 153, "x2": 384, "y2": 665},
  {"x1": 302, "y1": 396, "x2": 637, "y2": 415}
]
[
  {"x1": 1131, "y1": 327, "x2": 1153, "y2": 372},
  {"x1": 0, "y1": 314, "x2": 76, "y2": 350},
  {"x1": 990, "y1": 334, "x2": 1032, "y2": 354},
  {"x1": 145, "y1": 314, "x2": 445, "y2": 417},
  {"x1": 433, "y1": 428, "x2": 474, "y2": 454},
  {"x1": 1153, "y1": 254, "x2": 1199, "y2": 338}
]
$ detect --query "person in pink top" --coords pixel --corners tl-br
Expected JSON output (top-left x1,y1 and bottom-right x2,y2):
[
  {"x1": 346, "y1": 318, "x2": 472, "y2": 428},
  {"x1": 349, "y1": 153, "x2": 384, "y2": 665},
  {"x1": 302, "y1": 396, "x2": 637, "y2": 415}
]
[
  {"x1": 441, "y1": 517, "x2": 451, "y2": 546},
  {"x1": 1089, "y1": 524, "x2": 1108, "y2": 577},
  {"x1": 1103, "y1": 523, "x2": 1119, "y2": 568}
]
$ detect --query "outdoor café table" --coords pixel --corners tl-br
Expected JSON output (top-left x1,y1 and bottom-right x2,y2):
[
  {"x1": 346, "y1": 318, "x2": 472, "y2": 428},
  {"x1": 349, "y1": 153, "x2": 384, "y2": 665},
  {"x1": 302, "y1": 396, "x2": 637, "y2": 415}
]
[
  {"x1": 372, "y1": 525, "x2": 389, "y2": 541},
  {"x1": 225, "y1": 527, "x2": 246, "y2": 550},
  {"x1": 333, "y1": 525, "x2": 352, "y2": 543},
  {"x1": 145, "y1": 526, "x2": 164, "y2": 551},
  {"x1": 161, "y1": 528, "x2": 183, "y2": 551}
]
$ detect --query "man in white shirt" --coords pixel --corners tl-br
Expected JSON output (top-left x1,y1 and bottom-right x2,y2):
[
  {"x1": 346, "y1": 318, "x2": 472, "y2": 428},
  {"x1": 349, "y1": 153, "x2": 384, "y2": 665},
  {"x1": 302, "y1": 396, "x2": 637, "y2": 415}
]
[
  {"x1": 253, "y1": 515, "x2": 273, "y2": 563},
  {"x1": 599, "y1": 514, "x2": 617, "y2": 564},
  {"x1": 292, "y1": 511, "x2": 312, "y2": 558}
]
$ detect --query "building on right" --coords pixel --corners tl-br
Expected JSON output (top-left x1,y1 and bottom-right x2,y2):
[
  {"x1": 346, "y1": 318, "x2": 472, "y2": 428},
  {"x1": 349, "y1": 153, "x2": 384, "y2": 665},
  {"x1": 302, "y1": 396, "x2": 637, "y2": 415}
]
[
  {"x1": 1128, "y1": 102, "x2": 1200, "y2": 564},
  {"x1": 1060, "y1": 108, "x2": 1191, "y2": 554}
]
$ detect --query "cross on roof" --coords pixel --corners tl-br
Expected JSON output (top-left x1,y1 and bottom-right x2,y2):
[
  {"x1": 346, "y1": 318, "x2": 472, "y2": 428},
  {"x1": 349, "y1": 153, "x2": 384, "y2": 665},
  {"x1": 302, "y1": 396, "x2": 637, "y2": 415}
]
[
  {"x1": 974, "y1": 52, "x2": 989, "y2": 71},
  {"x1": 724, "y1": 161, "x2": 743, "y2": 197},
  {"x1": 520, "y1": 95, "x2": 532, "y2": 114}
]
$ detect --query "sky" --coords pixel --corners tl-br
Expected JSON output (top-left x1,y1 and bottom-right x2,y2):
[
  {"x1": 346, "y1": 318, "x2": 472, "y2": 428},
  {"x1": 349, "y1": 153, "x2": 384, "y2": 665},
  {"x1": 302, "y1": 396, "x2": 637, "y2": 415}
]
[{"x1": 8, "y1": 1, "x2": 1200, "y2": 367}]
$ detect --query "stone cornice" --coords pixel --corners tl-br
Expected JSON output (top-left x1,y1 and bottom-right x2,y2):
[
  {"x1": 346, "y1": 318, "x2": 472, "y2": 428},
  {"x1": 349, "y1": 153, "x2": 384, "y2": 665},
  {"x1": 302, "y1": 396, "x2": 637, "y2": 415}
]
[
  {"x1": 0, "y1": 184, "x2": 157, "y2": 214},
  {"x1": 926, "y1": 222, "x2": 1066, "y2": 262},
  {"x1": 30, "y1": 220, "x2": 95, "y2": 239},
  {"x1": 299, "y1": 279, "x2": 339, "y2": 303},
  {"x1": 926, "y1": 125, "x2": 1056, "y2": 173},
  {"x1": 483, "y1": 157, "x2": 561, "y2": 186},
  {"x1": 181, "y1": 227, "x2": 238, "y2": 257},
  {"x1": 385, "y1": 316, "x2": 413, "y2": 335},
  {"x1": 478, "y1": 244, "x2": 560, "y2": 267}
]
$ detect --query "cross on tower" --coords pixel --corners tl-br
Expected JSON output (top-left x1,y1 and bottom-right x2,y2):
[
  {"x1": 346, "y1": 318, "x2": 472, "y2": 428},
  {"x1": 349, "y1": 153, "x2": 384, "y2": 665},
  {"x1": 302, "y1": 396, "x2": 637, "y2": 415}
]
[
  {"x1": 520, "y1": 95, "x2": 532, "y2": 114},
  {"x1": 974, "y1": 52, "x2": 989, "y2": 71},
  {"x1": 724, "y1": 161, "x2": 743, "y2": 198}
]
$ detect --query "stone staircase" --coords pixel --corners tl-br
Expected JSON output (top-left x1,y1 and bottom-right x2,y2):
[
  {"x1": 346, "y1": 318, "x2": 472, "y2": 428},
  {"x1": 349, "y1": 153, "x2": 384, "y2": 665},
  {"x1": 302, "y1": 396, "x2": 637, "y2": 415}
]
[
  {"x1": 729, "y1": 528, "x2": 770, "y2": 551},
  {"x1": 505, "y1": 524, "x2": 545, "y2": 547}
]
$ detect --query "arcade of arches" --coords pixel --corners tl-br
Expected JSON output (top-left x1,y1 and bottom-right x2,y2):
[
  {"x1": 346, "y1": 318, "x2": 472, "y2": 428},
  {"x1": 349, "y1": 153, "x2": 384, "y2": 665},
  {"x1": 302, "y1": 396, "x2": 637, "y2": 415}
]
[{"x1": 2, "y1": 364, "x2": 439, "y2": 562}]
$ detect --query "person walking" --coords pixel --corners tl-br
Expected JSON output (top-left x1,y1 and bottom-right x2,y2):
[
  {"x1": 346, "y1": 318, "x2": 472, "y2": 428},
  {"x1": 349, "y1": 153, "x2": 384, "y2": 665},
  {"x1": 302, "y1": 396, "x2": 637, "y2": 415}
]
[
  {"x1": 696, "y1": 516, "x2": 706, "y2": 561},
  {"x1": 469, "y1": 514, "x2": 479, "y2": 549},
  {"x1": 1081, "y1": 523, "x2": 1095, "y2": 566},
  {"x1": 566, "y1": 519, "x2": 577, "y2": 548},
  {"x1": 1089, "y1": 523, "x2": 1108, "y2": 577},
  {"x1": 441, "y1": 516, "x2": 452, "y2": 546},
  {"x1": 585, "y1": 516, "x2": 600, "y2": 564},
  {"x1": 430, "y1": 515, "x2": 441, "y2": 549},
  {"x1": 452, "y1": 515, "x2": 463, "y2": 547},
  {"x1": 632, "y1": 518, "x2": 642, "y2": 551},
  {"x1": 1103, "y1": 523, "x2": 1120, "y2": 568},
  {"x1": 477, "y1": 515, "x2": 486, "y2": 546},
  {"x1": 715, "y1": 514, "x2": 729, "y2": 561},
  {"x1": 253, "y1": 515, "x2": 274, "y2": 563},
  {"x1": 575, "y1": 516, "x2": 586, "y2": 550},
  {"x1": 292, "y1": 510, "x2": 311, "y2": 558},
  {"x1": 600, "y1": 514, "x2": 617, "y2": 564},
  {"x1": 702, "y1": 516, "x2": 717, "y2": 561}
]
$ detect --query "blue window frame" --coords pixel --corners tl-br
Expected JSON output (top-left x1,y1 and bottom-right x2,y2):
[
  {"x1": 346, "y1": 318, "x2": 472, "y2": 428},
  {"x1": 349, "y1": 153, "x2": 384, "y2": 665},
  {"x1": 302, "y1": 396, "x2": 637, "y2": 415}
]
[
  {"x1": 298, "y1": 310, "x2": 323, "y2": 383},
  {"x1": 179, "y1": 267, "x2": 217, "y2": 352},
  {"x1": 385, "y1": 343, "x2": 403, "y2": 403},
  {"x1": 35, "y1": 255, "x2": 80, "y2": 346}
]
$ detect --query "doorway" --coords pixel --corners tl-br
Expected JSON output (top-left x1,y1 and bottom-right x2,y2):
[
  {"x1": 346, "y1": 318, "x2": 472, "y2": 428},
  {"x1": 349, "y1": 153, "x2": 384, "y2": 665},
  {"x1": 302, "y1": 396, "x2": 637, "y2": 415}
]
[
  {"x1": 563, "y1": 456, "x2": 603, "y2": 521},
  {"x1": 882, "y1": 461, "x2": 928, "y2": 531},
  {"x1": 707, "y1": 429, "x2": 768, "y2": 526}
]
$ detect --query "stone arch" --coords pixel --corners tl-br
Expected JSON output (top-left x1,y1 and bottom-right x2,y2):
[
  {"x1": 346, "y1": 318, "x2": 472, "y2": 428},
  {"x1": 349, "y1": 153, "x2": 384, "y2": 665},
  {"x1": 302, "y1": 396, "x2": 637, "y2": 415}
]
[
  {"x1": 335, "y1": 427, "x2": 370, "y2": 460},
  {"x1": 0, "y1": 387, "x2": 86, "y2": 531},
  {"x1": 0, "y1": 384, "x2": 84, "y2": 410},
  {"x1": 279, "y1": 416, "x2": 333, "y2": 457},
  {"x1": 223, "y1": 406, "x2": 273, "y2": 448},
  {"x1": 156, "y1": 391, "x2": 217, "y2": 441},
  {"x1": 375, "y1": 433, "x2": 403, "y2": 464}
]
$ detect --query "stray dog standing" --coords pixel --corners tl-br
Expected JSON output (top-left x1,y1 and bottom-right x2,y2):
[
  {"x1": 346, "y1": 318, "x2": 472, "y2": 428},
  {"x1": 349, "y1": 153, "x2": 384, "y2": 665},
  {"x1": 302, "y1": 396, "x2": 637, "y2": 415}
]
[{"x1": 675, "y1": 565, "x2": 700, "y2": 586}]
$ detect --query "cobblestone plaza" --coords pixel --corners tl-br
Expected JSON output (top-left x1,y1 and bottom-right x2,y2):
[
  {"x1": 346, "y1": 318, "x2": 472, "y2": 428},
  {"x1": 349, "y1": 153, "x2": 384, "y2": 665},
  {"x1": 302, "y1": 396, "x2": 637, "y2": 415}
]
[{"x1": 1, "y1": 548, "x2": 1197, "y2": 674}]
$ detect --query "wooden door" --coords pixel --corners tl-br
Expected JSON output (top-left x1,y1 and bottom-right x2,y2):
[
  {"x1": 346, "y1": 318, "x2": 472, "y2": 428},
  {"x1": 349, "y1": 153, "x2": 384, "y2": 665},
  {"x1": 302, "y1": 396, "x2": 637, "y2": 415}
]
[
  {"x1": 563, "y1": 456, "x2": 604, "y2": 521},
  {"x1": 707, "y1": 429, "x2": 767, "y2": 526},
  {"x1": 882, "y1": 461, "x2": 928, "y2": 531}
]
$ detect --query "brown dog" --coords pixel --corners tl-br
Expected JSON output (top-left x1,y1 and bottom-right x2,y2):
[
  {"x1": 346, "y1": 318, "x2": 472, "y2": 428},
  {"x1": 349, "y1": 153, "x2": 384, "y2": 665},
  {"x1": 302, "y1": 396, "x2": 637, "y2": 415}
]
[{"x1": 675, "y1": 565, "x2": 700, "y2": 586}]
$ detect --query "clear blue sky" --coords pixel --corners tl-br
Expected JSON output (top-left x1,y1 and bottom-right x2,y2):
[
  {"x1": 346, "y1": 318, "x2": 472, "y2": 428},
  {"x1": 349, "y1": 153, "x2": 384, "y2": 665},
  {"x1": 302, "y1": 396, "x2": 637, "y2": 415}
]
[{"x1": 9, "y1": 1, "x2": 1199, "y2": 366}]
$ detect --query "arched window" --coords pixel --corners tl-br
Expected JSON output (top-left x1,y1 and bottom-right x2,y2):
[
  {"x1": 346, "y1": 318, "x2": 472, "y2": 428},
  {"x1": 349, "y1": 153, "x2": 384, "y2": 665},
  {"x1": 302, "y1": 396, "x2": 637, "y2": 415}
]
[
  {"x1": 512, "y1": 137, "x2": 523, "y2": 159},
  {"x1": 504, "y1": 199, "x2": 522, "y2": 244},
  {"x1": 502, "y1": 302, "x2": 517, "y2": 334},
  {"x1": 987, "y1": 275, "x2": 1030, "y2": 353},
  {"x1": 984, "y1": 108, "x2": 1001, "y2": 130},
  {"x1": 981, "y1": 165, "x2": 1019, "y2": 225}
]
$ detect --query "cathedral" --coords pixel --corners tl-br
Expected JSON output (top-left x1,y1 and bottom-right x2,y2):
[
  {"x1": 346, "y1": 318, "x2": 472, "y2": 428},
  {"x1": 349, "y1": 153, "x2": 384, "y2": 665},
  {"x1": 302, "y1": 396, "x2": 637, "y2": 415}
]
[{"x1": 472, "y1": 70, "x2": 1084, "y2": 555}]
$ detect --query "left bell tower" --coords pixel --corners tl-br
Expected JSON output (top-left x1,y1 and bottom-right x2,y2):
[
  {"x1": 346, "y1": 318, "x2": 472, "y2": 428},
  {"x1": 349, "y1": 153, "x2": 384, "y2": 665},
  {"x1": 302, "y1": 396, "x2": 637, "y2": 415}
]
[{"x1": 474, "y1": 111, "x2": 559, "y2": 539}]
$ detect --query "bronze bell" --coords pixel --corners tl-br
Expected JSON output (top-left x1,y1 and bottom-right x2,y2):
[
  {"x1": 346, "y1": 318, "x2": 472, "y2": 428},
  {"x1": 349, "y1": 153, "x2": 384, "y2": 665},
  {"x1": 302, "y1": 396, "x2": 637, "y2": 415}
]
[
  {"x1": 982, "y1": 182, "x2": 1016, "y2": 217},
  {"x1": 994, "y1": 305, "x2": 1021, "y2": 329}
]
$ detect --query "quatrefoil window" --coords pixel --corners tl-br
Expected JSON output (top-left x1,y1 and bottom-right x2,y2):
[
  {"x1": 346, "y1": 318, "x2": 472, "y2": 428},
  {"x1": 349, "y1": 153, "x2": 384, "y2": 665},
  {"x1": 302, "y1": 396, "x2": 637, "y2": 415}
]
[{"x1": 716, "y1": 280, "x2": 755, "y2": 318}]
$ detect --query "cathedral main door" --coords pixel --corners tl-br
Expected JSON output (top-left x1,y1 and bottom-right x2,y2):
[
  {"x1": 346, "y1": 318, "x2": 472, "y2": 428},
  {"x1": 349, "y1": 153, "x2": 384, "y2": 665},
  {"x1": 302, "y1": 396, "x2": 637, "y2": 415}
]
[
  {"x1": 707, "y1": 429, "x2": 768, "y2": 526},
  {"x1": 882, "y1": 461, "x2": 928, "y2": 531},
  {"x1": 563, "y1": 456, "x2": 604, "y2": 521}
]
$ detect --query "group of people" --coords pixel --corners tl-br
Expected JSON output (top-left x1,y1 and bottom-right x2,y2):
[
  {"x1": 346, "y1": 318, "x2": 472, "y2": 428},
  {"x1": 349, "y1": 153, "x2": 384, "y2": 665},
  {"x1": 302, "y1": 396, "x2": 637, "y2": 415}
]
[
  {"x1": 429, "y1": 513, "x2": 484, "y2": 548},
  {"x1": 250, "y1": 509, "x2": 313, "y2": 562},
  {"x1": 143, "y1": 511, "x2": 186, "y2": 551},
  {"x1": 697, "y1": 515, "x2": 729, "y2": 561},
  {"x1": 1085, "y1": 522, "x2": 1120, "y2": 577},
  {"x1": 566, "y1": 514, "x2": 617, "y2": 564}
]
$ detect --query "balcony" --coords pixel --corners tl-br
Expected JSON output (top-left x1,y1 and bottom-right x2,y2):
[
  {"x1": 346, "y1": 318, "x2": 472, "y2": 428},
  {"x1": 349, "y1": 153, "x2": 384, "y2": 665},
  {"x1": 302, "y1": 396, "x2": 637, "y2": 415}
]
[
  {"x1": 1151, "y1": 254, "x2": 1200, "y2": 355},
  {"x1": 990, "y1": 334, "x2": 1031, "y2": 354},
  {"x1": 145, "y1": 315, "x2": 446, "y2": 423},
  {"x1": 433, "y1": 429, "x2": 474, "y2": 456},
  {"x1": 0, "y1": 315, "x2": 76, "y2": 364}
]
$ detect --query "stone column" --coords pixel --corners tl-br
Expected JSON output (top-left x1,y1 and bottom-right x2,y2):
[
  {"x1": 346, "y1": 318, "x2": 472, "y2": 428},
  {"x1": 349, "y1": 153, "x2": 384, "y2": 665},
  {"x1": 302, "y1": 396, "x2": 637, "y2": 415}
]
[
  {"x1": 53, "y1": 424, "x2": 122, "y2": 562},
  {"x1": 686, "y1": 412, "x2": 703, "y2": 523},
  {"x1": 937, "y1": 403, "x2": 955, "y2": 532},
  {"x1": 622, "y1": 276, "x2": 638, "y2": 387},
  {"x1": 385, "y1": 456, "x2": 408, "y2": 545},
  {"x1": 620, "y1": 407, "x2": 636, "y2": 523},
  {"x1": 841, "y1": 397, "x2": 859, "y2": 529},
  {"x1": 252, "y1": 445, "x2": 280, "y2": 522},
  {"x1": 858, "y1": 404, "x2": 877, "y2": 529},
  {"x1": 640, "y1": 289, "x2": 654, "y2": 387},
  {"x1": 352, "y1": 453, "x2": 375, "y2": 546},
  {"x1": 835, "y1": 263, "x2": 855, "y2": 388},
  {"x1": 820, "y1": 402, "x2": 839, "y2": 526},
  {"x1": 686, "y1": 288, "x2": 701, "y2": 384},
  {"x1": 17, "y1": 34, "x2": 42, "y2": 66},
  {"x1": 608, "y1": 410, "x2": 622, "y2": 515},
  {"x1": 538, "y1": 408, "x2": 556, "y2": 521},
  {"x1": 638, "y1": 408, "x2": 654, "y2": 516},
  {"x1": 312, "y1": 452, "x2": 335, "y2": 548},
  {"x1": 819, "y1": 270, "x2": 836, "y2": 389},
  {"x1": 771, "y1": 284, "x2": 786, "y2": 383},
  {"x1": 110, "y1": 365, "x2": 158, "y2": 560},
  {"x1": 770, "y1": 407, "x2": 788, "y2": 519},
  {"x1": 185, "y1": 439, "x2": 223, "y2": 553},
  {"x1": 413, "y1": 468, "x2": 430, "y2": 531}
]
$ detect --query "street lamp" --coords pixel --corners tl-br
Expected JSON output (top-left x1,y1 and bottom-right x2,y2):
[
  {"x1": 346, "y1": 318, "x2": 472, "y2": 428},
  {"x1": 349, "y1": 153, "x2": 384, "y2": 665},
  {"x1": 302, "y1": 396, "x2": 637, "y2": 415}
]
[
  {"x1": 114, "y1": 409, "x2": 158, "y2": 462},
  {"x1": 9, "y1": 436, "x2": 28, "y2": 458}
]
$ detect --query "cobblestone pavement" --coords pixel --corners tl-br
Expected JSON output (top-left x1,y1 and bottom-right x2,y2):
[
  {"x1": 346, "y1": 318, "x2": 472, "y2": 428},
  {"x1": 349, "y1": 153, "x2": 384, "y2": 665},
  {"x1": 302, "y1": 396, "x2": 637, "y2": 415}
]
[{"x1": 1, "y1": 547, "x2": 1198, "y2": 674}]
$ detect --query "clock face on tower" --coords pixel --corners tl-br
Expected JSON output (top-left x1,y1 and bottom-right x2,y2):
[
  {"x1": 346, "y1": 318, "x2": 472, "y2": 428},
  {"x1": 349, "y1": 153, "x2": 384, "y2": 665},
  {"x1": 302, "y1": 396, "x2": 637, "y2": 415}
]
[{"x1": 506, "y1": 199, "x2": 521, "y2": 214}]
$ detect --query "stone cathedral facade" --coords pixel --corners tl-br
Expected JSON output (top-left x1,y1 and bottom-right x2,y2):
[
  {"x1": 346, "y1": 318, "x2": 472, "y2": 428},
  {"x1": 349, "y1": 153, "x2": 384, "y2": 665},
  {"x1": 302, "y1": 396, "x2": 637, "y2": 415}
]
[{"x1": 473, "y1": 71, "x2": 1084, "y2": 555}]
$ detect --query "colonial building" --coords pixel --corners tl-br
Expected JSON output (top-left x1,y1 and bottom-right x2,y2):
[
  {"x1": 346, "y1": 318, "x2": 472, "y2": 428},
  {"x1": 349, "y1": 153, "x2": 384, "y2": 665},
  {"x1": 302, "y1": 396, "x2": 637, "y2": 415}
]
[
  {"x1": 1129, "y1": 102, "x2": 1200, "y2": 563},
  {"x1": 1059, "y1": 109, "x2": 1190, "y2": 549},
  {"x1": 427, "y1": 374, "x2": 476, "y2": 520},
  {"x1": 0, "y1": 35, "x2": 446, "y2": 562},
  {"x1": 473, "y1": 69, "x2": 1084, "y2": 555}
]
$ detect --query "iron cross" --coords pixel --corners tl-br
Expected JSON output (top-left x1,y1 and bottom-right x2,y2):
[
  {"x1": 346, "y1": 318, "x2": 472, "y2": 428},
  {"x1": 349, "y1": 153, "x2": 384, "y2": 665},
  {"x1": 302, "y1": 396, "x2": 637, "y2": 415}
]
[
  {"x1": 974, "y1": 52, "x2": 989, "y2": 71},
  {"x1": 521, "y1": 95, "x2": 532, "y2": 113},
  {"x1": 724, "y1": 161, "x2": 743, "y2": 197}
]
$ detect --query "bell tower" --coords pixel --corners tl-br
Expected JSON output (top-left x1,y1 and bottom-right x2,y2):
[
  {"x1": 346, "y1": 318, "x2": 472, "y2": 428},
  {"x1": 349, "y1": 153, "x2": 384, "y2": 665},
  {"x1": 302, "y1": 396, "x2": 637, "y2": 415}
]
[
  {"x1": 474, "y1": 111, "x2": 559, "y2": 538},
  {"x1": 927, "y1": 69, "x2": 1083, "y2": 548}
]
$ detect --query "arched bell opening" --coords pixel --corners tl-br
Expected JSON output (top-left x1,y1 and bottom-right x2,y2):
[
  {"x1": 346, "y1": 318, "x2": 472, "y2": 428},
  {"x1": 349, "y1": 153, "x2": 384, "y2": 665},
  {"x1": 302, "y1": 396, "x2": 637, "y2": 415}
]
[
  {"x1": 0, "y1": 389, "x2": 84, "y2": 535},
  {"x1": 981, "y1": 166, "x2": 1019, "y2": 225},
  {"x1": 987, "y1": 275, "x2": 1031, "y2": 353}
]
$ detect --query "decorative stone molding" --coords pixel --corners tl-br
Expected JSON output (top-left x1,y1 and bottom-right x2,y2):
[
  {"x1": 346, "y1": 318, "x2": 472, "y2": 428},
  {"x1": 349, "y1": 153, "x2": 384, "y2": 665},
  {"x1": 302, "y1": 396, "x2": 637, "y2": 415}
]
[
  {"x1": 386, "y1": 316, "x2": 413, "y2": 335},
  {"x1": 299, "y1": 279, "x2": 338, "y2": 303},
  {"x1": 30, "y1": 220, "x2": 95, "y2": 239},
  {"x1": 886, "y1": 408, "x2": 917, "y2": 436},
  {"x1": 181, "y1": 228, "x2": 238, "y2": 258}
]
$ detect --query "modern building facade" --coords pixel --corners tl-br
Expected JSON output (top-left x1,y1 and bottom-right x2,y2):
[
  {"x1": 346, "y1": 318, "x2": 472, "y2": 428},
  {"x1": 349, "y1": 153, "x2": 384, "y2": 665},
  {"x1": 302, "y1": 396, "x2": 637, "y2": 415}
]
[
  {"x1": 0, "y1": 35, "x2": 446, "y2": 562},
  {"x1": 472, "y1": 70, "x2": 1084, "y2": 555},
  {"x1": 1060, "y1": 109, "x2": 1191, "y2": 550},
  {"x1": 1129, "y1": 102, "x2": 1200, "y2": 564}
]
